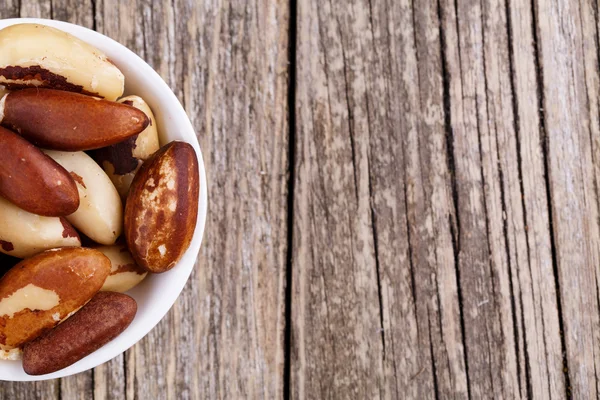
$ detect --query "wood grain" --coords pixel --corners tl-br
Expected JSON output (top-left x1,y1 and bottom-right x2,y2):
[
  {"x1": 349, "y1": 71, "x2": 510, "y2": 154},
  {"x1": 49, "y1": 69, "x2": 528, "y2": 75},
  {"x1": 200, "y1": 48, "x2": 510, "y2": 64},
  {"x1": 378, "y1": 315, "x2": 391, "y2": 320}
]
[
  {"x1": 290, "y1": 0, "x2": 585, "y2": 398},
  {"x1": 1, "y1": 0, "x2": 600, "y2": 398},
  {"x1": 507, "y1": 1, "x2": 566, "y2": 397},
  {"x1": 290, "y1": 0, "x2": 469, "y2": 398},
  {"x1": 291, "y1": 0, "x2": 384, "y2": 395},
  {"x1": 533, "y1": 0, "x2": 600, "y2": 398}
]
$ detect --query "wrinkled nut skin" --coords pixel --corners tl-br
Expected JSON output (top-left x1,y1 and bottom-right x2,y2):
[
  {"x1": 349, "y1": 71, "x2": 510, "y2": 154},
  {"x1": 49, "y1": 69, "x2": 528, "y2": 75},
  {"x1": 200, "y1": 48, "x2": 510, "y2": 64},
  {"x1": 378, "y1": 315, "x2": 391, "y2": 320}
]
[
  {"x1": 43, "y1": 150, "x2": 123, "y2": 246},
  {"x1": 0, "y1": 24, "x2": 124, "y2": 100},
  {"x1": 0, "y1": 89, "x2": 149, "y2": 151},
  {"x1": 0, "y1": 126, "x2": 79, "y2": 216},
  {"x1": 23, "y1": 291, "x2": 136, "y2": 375},
  {"x1": 90, "y1": 95, "x2": 160, "y2": 199},
  {"x1": 0, "y1": 196, "x2": 81, "y2": 258},
  {"x1": 125, "y1": 141, "x2": 199, "y2": 273},
  {"x1": 96, "y1": 244, "x2": 147, "y2": 293},
  {"x1": 0, "y1": 248, "x2": 111, "y2": 349}
]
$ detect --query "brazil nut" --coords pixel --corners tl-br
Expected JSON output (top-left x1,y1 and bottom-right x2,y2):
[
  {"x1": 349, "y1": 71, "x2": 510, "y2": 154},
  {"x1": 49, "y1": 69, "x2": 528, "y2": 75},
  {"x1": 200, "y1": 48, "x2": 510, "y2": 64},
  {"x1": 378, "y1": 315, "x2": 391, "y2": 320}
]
[
  {"x1": 0, "y1": 248, "x2": 110, "y2": 349},
  {"x1": 0, "y1": 126, "x2": 79, "y2": 216},
  {"x1": 91, "y1": 95, "x2": 160, "y2": 198},
  {"x1": 0, "y1": 89, "x2": 149, "y2": 151},
  {"x1": 0, "y1": 24, "x2": 124, "y2": 100},
  {"x1": 23, "y1": 291, "x2": 136, "y2": 375},
  {"x1": 0, "y1": 196, "x2": 81, "y2": 259},
  {"x1": 125, "y1": 141, "x2": 199, "y2": 273},
  {"x1": 42, "y1": 150, "x2": 123, "y2": 246}
]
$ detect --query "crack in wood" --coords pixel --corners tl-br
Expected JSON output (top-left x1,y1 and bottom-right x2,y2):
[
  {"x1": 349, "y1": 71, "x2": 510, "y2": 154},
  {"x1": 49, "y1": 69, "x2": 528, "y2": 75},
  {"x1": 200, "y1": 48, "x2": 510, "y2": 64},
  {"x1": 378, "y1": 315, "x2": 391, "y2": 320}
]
[
  {"x1": 436, "y1": 1, "x2": 471, "y2": 398},
  {"x1": 427, "y1": 309, "x2": 441, "y2": 400},
  {"x1": 496, "y1": 160, "x2": 524, "y2": 398},
  {"x1": 476, "y1": 1, "x2": 522, "y2": 394},
  {"x1": 504, "y1": 1, "x2": 532, "y2": 397},
  {"x1": 122, "y1": 353, "x2": 127, "y2": 400},
  {"x1": 401, "y1": 132, "x2": 419, "y2": 350},
  {"x1": 284, "y1": 0, "x2": 298, "y2": 397},
  {"x1": 336, "y1": 19, "x2": 359, "y2": 204},
  {"x1": 363, "y1": 0, "x2": 386, "y2": 376},
  {"x1": 90, "y1": 0, "x2": 96, "y2": 31},
  {"x1": 369, "y1": 175, "x2": 386, "y2": 359},
  {"x1": 404, "y1": 0, "x2": 420, "y2": 339}
]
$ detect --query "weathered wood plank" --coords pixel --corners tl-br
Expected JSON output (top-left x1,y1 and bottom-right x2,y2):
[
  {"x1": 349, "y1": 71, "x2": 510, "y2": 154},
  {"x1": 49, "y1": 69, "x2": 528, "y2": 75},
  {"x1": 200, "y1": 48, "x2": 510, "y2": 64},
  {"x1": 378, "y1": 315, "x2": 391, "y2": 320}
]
[
  {"x1": 438, "y1": 0, "x2": 527, "y2": 396},
  {"x1": 98, "y1": 0, "x2": 290, "y2": 398},
  {"x1": 408, "y1": 1, "x2": 471, "y2": 398},
  {"x1": 291, "y1": 0, "x2": 384, "y2": 397},
  {"x1": 178, "y1": 0, "x2": 290, "y2": 397},
  {"x1": 507, "y1": 0, "x2": 566, "y2": 398},
  {"x1": 291, "y1": 0, "x2": 469, "y2": 397},
  {"x1": 291, "y1": 0, "x2": 575, "y2": 398},
  {"x1": 532, "y1": 0, "x2": 600, "y2": 398}
]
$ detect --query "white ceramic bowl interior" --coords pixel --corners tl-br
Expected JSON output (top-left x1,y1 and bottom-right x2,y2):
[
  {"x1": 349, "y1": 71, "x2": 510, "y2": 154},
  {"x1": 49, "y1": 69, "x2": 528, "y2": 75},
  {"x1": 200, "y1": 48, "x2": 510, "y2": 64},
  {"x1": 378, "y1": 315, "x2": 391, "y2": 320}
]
[{"x1": 0, "y1": 18, "x2": 208, "y2": 381}]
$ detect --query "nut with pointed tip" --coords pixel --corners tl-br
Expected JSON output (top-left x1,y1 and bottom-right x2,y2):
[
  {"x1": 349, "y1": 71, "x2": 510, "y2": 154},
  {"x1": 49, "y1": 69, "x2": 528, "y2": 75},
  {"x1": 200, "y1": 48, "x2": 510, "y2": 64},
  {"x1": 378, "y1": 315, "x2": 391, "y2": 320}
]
[
  {"x1": 0, "y1": 196, "x2": 81, "y2": 259},
  {"x1": 0, "y1": 126, "x2": 79, "y2": 216},
  {"x1": 0, "y1": 24, "x2": 124, "y2": 100},
  {"x1": 125, "y1": 142, "x2": 199, "y2": 273},
  {"x1": 0, "y1": 89, "x2": 149, "y2": 151},
  {"x1": 90, "y1": 95, "x2": 161, "y2": 199},
  {"x1": 23, "y1": 291, "x2": 136, "y2": 375}
]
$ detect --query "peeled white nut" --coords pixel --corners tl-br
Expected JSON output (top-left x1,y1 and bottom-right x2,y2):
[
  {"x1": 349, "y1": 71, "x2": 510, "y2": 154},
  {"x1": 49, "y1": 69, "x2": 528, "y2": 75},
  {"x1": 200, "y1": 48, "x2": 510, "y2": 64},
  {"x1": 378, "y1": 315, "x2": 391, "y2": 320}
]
[
  {"x1": 96, "y1": 244, "x2": 147, "y2": 292},
  {"x1": 0, "y1": 85, "x2": 8, "y2": 98},
  {"x1": 43, "y1": 150, "x2": 123, "y2": 245},
  {"x1": 0, "y1": 24, "x2": 124, "y2": 101},
  {"x1": 91, "y1": 95, "x2": 160, "y2": 199},
  {"x1": 0, "y1": 196, "x2": 81, "y2": 258}
]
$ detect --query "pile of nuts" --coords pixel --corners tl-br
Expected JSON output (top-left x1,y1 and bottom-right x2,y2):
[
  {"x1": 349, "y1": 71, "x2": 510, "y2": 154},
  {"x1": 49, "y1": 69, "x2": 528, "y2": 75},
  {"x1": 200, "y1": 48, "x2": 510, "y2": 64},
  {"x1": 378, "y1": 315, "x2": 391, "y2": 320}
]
[{"x1": 0, "y1": 23, "x2": 199, "y2": 375}]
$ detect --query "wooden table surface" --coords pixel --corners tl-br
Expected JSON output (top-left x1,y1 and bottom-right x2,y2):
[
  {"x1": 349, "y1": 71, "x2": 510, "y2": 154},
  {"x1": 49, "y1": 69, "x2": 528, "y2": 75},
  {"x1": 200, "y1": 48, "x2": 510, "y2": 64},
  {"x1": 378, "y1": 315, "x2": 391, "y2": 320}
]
[{"x1": 2, "y1": 0, "x2": 600, "y2": 398}]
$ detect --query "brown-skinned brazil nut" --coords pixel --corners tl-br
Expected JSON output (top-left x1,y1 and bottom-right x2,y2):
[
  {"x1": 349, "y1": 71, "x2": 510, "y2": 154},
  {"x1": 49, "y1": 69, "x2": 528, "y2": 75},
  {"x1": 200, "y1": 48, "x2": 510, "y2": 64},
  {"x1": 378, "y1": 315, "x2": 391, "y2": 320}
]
[
  {"x1": 0, "y1": 126, "x2": 79, "y2": 216},
  {"x1": 23, "y1": 291, "x2": 137, "y2": 375},
  {"x1": 0, "y1": 89, "x2": 149, "y2": 151},
  {"x1": 125, "y1": 141, "x2": 199, "y2": 273},
  {"x1": 0, "y1": 248, "x2": 110, "y2": 349}
]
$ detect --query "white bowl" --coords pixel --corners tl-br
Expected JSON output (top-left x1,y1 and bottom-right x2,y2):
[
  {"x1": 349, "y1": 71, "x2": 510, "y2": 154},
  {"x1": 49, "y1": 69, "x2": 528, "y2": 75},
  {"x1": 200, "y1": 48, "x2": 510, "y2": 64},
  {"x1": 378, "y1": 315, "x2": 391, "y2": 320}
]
[{"x1": 0, "y1": 18, "x2": 208, "y2": 381}]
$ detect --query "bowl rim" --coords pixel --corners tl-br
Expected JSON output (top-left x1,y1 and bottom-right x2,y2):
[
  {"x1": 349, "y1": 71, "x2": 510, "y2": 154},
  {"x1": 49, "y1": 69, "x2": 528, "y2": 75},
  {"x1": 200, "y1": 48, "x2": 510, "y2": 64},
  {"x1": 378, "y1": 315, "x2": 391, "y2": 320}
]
[{"x1": 0, "y1": 18, "x2": 208, "y2": 381}]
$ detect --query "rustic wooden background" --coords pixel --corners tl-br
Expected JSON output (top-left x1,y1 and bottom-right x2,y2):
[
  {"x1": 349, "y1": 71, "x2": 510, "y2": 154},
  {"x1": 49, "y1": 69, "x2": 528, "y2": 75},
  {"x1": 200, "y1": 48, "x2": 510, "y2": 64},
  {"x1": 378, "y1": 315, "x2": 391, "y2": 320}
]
[{"x1": 2, "y1": 0, "x2": 600, "y2": 398}]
